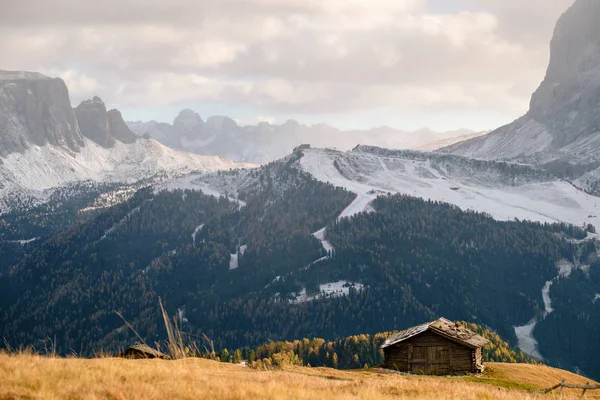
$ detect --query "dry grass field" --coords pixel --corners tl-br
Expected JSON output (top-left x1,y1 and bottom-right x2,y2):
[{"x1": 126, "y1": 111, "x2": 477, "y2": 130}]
[{"x1": 0, "y1": 354, "x2": 598, "y2": 400}]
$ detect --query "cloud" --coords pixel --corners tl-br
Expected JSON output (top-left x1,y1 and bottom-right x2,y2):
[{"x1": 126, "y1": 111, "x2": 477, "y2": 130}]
[{"x1": 0, "y1": 0, "x2": 576, "y2": 125}]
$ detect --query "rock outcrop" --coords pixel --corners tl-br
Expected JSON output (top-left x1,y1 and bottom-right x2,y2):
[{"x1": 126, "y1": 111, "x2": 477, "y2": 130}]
[
  {"x1": 445, "y1": 0, "x2": 600, "y2": 167},
  {"x1": 75, "y1": 97, "x2": 137, "y2": 148},
  {"x1": 107, "y1": 109, "x2": 137, "y2": 144},
  {"x1": 0, "y1": 73, "x2": 253, "y2": 205},
  {"x1": 0, "y1": 71, "x2": 84, "y2": 157},
  {"x1": 173, "y1": 109, "x2": 205, "y2": 138}
]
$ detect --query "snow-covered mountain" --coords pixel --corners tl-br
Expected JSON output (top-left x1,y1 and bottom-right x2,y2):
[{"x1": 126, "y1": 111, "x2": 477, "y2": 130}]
[
  {"x1": 128, "y1": 112, "x2": 478, "y2": 164},
  {"x1": 444, "y1": 0, "x2": 600, "y2": 194},
  {"x1": 0, "y1": 71, "x2": 254, "y2": 209},
  {"x1": 297, "y1": 146, "x2": 599, "y2": 226},
  {"x1": 166, "y1": 145, "x2": 600, "y2": 228}
]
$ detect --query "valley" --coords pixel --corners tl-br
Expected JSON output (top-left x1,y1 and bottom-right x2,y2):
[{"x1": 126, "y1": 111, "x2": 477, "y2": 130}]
[{"x1": 1, "y1": 0, "x2": 600, "y2": 390}]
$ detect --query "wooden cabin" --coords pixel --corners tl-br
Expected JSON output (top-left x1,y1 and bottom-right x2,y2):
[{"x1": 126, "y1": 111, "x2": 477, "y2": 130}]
[
  {"x1": 381, "y1": 318, "x2": 489, "y2": 375},
  {"x1": 118, "y1": 344, "x2": 170, "y2": 360}
]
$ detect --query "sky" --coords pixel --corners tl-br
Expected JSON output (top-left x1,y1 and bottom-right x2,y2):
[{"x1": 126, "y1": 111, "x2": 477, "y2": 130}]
[{"x1": 1, "y1": 0, "x2": 574, "y2": 131}]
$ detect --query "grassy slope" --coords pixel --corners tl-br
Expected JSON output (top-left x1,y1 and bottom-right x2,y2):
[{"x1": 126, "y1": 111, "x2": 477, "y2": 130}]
[{"x1": 0, "y1": 355, "x2": 598, "y2": 400}]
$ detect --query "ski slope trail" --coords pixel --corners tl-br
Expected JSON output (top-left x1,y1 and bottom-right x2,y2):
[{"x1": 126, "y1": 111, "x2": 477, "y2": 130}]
[
  {"x1": 514, "y1": 259, "x2": 576, "y2": 360},
  {"x1": 299, "y1": 146, "x2": 600, "y2": 226}
]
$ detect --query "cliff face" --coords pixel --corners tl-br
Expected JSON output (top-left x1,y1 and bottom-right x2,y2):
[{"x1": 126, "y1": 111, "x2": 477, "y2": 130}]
[
  {"x1": 0, "y1": 71, "x2": 251, "y2": 206},
  {"x1": 445, "y1": 0, "x2": 600, "y2": 165},
  {"x1": 107, "y1": 109, "x2": 137, "y2": 144},
  {"x1": 75, "y1": 97, "x2": 113, "y2": 148},
  {"x1": 528, "y1": 0, "x2": 600, "y2": 148},
  {"x1": 0, "y1": 71, "x2": 84, "y2": 157},
  {"x1": 75, "y1": 97, "x2": 137, "y2": 148}
]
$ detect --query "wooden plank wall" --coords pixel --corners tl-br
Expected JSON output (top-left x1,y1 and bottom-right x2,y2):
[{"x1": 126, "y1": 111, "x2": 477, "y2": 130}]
[{"x1": 382, "y1": 331, "x2": 478, "y2": 374}]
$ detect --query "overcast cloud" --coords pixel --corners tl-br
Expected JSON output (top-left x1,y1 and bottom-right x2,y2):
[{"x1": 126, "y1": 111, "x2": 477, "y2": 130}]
[{"x1": 1, "y1": 0, "x2": 574, "y2": 130}]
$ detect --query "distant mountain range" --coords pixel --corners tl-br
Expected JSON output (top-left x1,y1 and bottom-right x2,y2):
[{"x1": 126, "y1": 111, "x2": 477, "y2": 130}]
[
  {"x1": 128, "y1": 112, "x2": 482, "y2": 164},
  {"x1": 443, "y1": 0, "x2": 600, "y2": 195},
  {"x1": 0, "y1": 71, "x2": 252, "y2": 209}
]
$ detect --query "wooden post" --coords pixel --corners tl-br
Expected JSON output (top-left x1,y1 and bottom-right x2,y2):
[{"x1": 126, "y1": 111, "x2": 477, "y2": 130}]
[
  {"x1": 579, "y1": 382, "x2": 589, "y2": 400},
  {"x1": 559, "y1": 380, "x2": 565, "y2": 399}
]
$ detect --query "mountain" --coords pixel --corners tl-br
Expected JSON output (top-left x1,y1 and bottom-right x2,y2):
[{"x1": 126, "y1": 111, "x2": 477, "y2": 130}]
[
  {"x1": 0, "y1": 72, "x2": 254, "y2": 210},
  {"x1": 297, "y1": 146, "x2": 599, "y2": 227},
  {"x1": 1, "y1": 150, "x2": 598, "y2": 378},
  {"x1": 444, "y1": 0, "x2": 600, "y2": 194},
  {"x1": 75, "y1": 96, "x2": 137, "y2": 147},
  {"x1": 128, "y1": 114, "x2": 476, "y2": 164},
  {"x1": 0, "y1": 70, "x2": 84, "y2": 156},
  {"x1": 417, "y1": 131, "x2": 489, "y2": 152}
]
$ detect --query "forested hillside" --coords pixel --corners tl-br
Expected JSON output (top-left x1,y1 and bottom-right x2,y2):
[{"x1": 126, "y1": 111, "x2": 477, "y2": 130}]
[{"x1": 0, "y1": 158, "x2": 598, "y2": 379}]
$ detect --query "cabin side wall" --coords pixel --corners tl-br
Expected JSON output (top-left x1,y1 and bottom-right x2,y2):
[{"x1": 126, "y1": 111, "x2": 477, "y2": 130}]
[
  {"x1": 473, "y1": 347, "x2": 483, "y2": 371},
  {"x1": 382, "y1": 331, "x2": 476, "y2": 374}
]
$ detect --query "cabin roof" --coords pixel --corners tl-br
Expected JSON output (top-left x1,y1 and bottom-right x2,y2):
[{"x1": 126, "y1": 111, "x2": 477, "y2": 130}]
[
  {"x1": 120, "y1": 344, "x2": 169, "y2": 359},
  {"x1": 381, "y1": 318, "x2": 490, "y2": 350}
]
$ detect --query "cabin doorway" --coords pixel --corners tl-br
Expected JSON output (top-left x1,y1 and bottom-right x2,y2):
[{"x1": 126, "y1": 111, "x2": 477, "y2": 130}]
[{"x1": 409, "y1": 345, "x2": 450, "y2": 375}]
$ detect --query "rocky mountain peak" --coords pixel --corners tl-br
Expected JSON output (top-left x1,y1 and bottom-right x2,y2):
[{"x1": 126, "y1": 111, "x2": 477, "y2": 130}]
[
  {"x1": 107, "y1": 109, "x2": 137, "y2": 144},
  {"x1": 0, "y1": 71, "x2": 84, "y2": 157},
  {"x1": 542, "y1": 0, "x2": 600, "y2": 85},
  {"x1": 75, "y1": 97, "x2": 137, "y2": 148},
  {"x1": 173, "y1": 109, "x2": 204, "y2": 132},
  {"x1": 205, "y1": 116, "x2": 238, "y2": 131},
  {"x1": 75, "y1": 97, "x2": 113, "y2": 148},
  {"x1": 527, "y1": 0, "x2": 600, "y2": 147},
  {"x1": 444, "y1": 0, "x2": 600, "y2": 167}
]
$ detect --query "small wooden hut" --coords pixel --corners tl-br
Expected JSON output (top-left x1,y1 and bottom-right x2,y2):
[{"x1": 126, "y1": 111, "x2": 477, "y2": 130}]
[
  {"x1": 118, "y1": 344, "x2": 170, "y2": 360},
  {"x1": 381, "y1": 318, "x2": 489, "y2": 375}
]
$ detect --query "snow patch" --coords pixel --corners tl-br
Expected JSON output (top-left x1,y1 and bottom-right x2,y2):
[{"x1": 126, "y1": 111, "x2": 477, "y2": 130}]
[
  {"x1": 338, "y1": 193, "x2": 377, "y2": 220},
  {"x1": 265, "y1": 275, "x2": 282, "y2": 289},
  {"x1": 177, "y1": 306, "x2": 188, "y2": 324},
  {"x1": 542, "y1": 281, "x2": 554, "y2": 316},
  {"x1": 192, "y1": 224, "x2": 205, "y2": 245},
  {"x1": 289, "y1": 281, "x2": 364, "y2": 304},
  {"x1": 556, "y1": 259, "x2": 575, "y2": 277},
  {"x1": 514, "y1": 320, "x2": 543, "y2": 360},
  {"x1": 514, "y1": 259, "x2": 576, "y2": 359},
  {"x1": 7, "y1": 237, "x2": 39, "y2": 245},
  {"x1": 594, "y1": 294, "x2": 600, "y2": 303},
  {"x1": 229, "y1": 253, "x2": 239, "y2": 270},
  {"x1": 312, "y1": 227, "x2": 334, "y2": 253}
]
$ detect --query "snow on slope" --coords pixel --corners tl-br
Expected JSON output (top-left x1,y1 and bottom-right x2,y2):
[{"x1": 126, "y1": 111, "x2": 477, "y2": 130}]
[
  {"x1": 444, "y1": 118, "x2": 556, "y2": 162},
  {"x1": 298, "y1": 146, "x2": 600, "y2": 226},
  {"x1": 312, "y1": 228, "x2": 334, "y2": 253},
  {"x1": 514, "y1": 320, "x2": 542, "y2": 359},
  {"x1": 514, "y1": 259, "x2": 578, "y2": 359},
  {"x1": 290, "y1": 281, "x2": 364, "y2": 304},
  {"x1": 0, "y1": 137, "x2": 254, "y2": 202}
]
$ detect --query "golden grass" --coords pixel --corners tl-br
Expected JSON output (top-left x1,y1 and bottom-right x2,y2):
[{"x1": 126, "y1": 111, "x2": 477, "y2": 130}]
[
  {"x1": 0, "y1": 354, "x2": 598, "y2": 400},
  {"x1": 481, "y1": 363, "x2": 600, "y2": 398}
]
